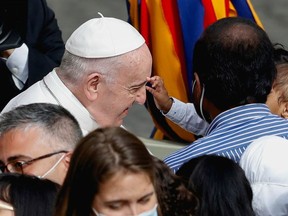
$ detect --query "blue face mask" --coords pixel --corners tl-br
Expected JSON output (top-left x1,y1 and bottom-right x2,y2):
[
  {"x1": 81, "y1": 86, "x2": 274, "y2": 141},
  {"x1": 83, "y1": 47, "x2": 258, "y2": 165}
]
[
  {"x1": 92, "y1": 204, "x2": 158, "y2": 216},
  {"x1": 138, "y1": 204, "x2": 158, "y2": 216}
]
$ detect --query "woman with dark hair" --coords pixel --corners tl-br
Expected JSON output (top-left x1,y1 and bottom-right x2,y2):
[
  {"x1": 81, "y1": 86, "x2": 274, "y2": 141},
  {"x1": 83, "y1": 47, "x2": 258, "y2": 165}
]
[
  {"x1": 0, "y1": 173, "x2": 60, "y2": 216},
  {"x1": 152, "y1": 157, "x2": 197, "y2": 216},
  {"x1": 176, "y1": 155, "x2": 255, "y2": 216},
  {"x1": 54, "y1": 126, "x2": 197, "y2": 216}
]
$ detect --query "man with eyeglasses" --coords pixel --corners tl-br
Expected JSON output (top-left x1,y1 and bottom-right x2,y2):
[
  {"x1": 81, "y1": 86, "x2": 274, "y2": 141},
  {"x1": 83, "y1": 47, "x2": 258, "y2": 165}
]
[
  {"x1": 0, "y1": 103, "x2": 83, "y2": 185},
  {"x1": 1, "y1": 14, "x2": 152, "y2": 135}
]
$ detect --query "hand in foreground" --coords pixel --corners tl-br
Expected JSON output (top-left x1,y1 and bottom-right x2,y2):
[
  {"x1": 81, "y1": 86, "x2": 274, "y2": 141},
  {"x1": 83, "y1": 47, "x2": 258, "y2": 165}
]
[{"x1": 146, "y1": 76, "x2": 173, "y2": 114}]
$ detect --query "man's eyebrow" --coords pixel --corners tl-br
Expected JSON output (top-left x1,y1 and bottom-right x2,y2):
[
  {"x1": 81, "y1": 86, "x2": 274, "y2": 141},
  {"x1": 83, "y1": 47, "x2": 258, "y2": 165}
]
[{"x1": 7, "y1": 155, "x2": 31, "y2": 162}]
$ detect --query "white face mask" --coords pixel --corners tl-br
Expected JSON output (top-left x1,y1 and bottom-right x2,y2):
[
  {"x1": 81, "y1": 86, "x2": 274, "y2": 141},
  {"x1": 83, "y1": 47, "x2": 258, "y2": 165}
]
[
  {"x1": 199, "y1": 84, "x2": 207, "y2": 122},
  {"x1": 38, "y1": 154, "x2": 66, "y2": 179},
  {"x1": 192, "y1": 80, "x2": 208, "y2": 123},
  {"x1": 92, "y1": 204, "x2": 158, "y2": 216}
]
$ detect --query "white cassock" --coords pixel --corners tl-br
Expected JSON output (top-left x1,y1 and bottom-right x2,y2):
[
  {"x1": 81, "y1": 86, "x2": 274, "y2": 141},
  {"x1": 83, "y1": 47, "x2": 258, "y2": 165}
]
[{"x1": 1, "y1": 69, "x2": 99, "y2": 135}]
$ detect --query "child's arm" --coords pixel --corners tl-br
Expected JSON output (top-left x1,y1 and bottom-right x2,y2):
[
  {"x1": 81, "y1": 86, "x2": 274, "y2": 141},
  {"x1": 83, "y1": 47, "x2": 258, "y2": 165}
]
[
  {"x1": 146, "y1": 76, "x2": 173, "y2": 113},
  {"x1": 146, "y1": 76, "x2": 209, "y2": 136}
]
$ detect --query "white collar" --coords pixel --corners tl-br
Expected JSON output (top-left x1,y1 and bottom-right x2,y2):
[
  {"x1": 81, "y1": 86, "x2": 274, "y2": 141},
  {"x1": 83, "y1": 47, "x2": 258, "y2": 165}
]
[{"x1": 43, "y1": 70, "x2": 99, "y2": 135}]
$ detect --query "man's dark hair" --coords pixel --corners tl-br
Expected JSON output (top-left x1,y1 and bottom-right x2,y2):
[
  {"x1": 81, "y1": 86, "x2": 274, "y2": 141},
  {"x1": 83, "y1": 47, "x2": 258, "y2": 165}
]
[
  {"x1": 0, "y1": 103, "x2": 82, "y2": 150},
  {"x1": 176, "y1": 155, "x2": 254, "y2": 216},
  {"x1": 193, "y1": 17, "x2": 275, "y2": 110}
]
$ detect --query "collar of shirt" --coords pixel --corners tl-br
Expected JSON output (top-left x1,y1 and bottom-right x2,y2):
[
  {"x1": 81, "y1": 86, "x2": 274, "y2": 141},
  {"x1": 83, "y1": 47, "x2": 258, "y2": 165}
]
[
  {"x1": 206, "y1": 103, "x2": 271, "y2": 135},
  {"x1": 43, "y1": 70, "x2": 99, "y2": 135}
]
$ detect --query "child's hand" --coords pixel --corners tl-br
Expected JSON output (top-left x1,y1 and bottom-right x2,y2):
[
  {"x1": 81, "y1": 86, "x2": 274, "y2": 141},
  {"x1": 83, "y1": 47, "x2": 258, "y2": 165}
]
[{"x1": 146, "y1": 76, "x2": 173, "y2": 113}]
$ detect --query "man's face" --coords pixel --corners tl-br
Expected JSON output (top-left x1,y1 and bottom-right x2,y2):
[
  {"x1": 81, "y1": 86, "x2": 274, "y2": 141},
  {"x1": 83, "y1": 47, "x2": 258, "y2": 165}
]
[
  {"x1": 92, "y1": 45, "x2": 152, "y2": 127},
  {"x1": 0, "y1": 127, "x2": 68, "y2": 185}
]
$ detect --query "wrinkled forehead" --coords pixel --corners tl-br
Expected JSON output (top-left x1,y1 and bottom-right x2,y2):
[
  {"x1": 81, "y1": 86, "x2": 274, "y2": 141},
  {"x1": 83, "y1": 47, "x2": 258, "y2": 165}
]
[{"x1": 115, "y1": 59, "x2": 151, "y2": 86}]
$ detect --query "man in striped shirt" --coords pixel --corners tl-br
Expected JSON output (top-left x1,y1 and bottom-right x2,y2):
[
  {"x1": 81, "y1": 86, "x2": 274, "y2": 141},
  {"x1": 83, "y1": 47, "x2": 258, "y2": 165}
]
[{"x1": 164, "y1": 17, "x2": 288, "y2": 173}]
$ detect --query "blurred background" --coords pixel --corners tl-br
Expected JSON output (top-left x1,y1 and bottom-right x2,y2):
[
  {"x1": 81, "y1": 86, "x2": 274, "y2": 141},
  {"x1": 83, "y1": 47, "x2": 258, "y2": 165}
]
[{"x1": 47, "y1": 0, "x2": 288, "y2": 139}]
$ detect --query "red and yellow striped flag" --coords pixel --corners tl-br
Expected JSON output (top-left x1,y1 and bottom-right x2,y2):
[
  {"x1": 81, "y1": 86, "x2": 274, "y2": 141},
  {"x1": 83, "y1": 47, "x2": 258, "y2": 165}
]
[{"x1": 127, "y1": 0, "x2": 263, "y2": 142}]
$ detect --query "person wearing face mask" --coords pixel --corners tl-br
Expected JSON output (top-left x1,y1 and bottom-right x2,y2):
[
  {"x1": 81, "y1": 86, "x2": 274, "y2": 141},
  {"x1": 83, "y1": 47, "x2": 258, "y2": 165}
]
[
  {"x1": 54, "y1": 127, "x2": 159, "y2": 216},
  {"x1": 147, "y1": 46, "x2": 288, "y2": 138},
  {"x1": 152, "y1": 17, "x2": 288, "y2": 173},
  {"x1": 54, "y1": 127, "x2": 197, "y2": 216},
  {"x1": 0, "y1": 103, "x2": 83, "y2": 185}
]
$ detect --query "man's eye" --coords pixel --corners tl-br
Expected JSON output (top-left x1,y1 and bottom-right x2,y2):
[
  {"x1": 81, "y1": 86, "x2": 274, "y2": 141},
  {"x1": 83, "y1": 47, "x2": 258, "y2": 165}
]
[
  {"x1": 12, "y1": 161, "x2": 25, "y2": 170},
  {"x1": 129, "y1": 88, "x2": 139, "y2": 94},
  {"x1": 14, "y1": 162, "x2": 24, "y2": 167},
  {"x1": 6, "y1": 161, "x2": 24, "y2": 173},
  {"x1": 129, "y1": 86, "x2": 144, "y2": 94}
]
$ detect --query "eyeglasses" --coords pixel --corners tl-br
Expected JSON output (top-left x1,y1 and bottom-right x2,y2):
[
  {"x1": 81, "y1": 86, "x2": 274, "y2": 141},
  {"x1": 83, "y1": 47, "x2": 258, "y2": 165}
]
[{"x1": 0, "y1": 150, "x2": 68, "y2": 174}]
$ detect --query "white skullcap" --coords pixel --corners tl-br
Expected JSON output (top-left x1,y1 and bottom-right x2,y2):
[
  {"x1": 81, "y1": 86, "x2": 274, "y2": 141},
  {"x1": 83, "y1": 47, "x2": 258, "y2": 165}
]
[{"x1": 65, "y1": 13, "x2": 145, "y2": 58}]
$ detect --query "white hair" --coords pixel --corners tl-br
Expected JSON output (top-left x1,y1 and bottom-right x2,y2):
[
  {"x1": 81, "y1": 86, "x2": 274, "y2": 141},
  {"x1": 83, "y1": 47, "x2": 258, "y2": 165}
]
[{"x1": 57, "y1": 44, "x2": 150, "y2": 85}]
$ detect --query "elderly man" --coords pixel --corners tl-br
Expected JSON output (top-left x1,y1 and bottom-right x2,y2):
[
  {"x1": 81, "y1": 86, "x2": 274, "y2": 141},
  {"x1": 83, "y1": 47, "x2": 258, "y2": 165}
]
[
  {"x1": 2, "y1": 14, "x2": 152, "y2": 135},
  {"x1": 163, "y1": 17, "x2": 288, "y2": 173},
  {"x1": 0, "y1": 103, "x2": 82, "y2": 185}
]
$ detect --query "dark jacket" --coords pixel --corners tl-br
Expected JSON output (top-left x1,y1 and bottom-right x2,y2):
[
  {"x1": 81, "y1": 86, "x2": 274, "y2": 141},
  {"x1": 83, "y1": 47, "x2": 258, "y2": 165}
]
[{"x1": 0, "y1": 0, "x2": 65, "y2": 110}]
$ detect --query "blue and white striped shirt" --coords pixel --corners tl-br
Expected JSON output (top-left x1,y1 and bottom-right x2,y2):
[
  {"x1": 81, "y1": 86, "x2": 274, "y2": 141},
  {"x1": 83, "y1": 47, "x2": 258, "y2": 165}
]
[{"x1": 164, "y1": 103, "x2": 288, "y2": 173}]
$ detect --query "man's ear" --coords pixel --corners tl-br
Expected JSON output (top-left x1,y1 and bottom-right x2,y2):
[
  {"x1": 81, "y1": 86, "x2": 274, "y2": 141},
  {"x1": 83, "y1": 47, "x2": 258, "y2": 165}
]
[
  {"x1": 193, "y1": 72, "x2": 202, "y2": 99},
  {"x1": 281, "y1": 102, "x2": 288, "y2": 119},
  {"x1": 85, "y1": 73, "x2": 101, "y2": 101},
  {"x1": 63, "y1": 151, "x2": 72, "y2": 171}
]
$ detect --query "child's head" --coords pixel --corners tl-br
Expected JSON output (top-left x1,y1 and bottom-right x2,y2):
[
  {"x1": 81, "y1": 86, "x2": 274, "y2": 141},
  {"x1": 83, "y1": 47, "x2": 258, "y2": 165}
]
[{"x1": 266, "y1": 46, "x2": 288, "y2": 118}]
